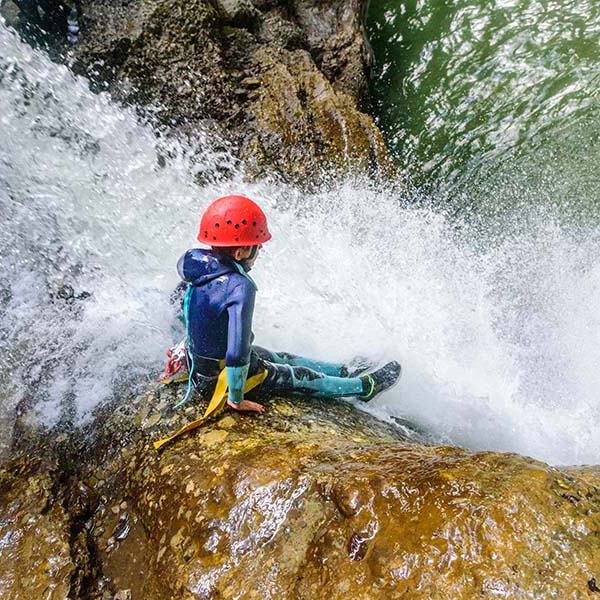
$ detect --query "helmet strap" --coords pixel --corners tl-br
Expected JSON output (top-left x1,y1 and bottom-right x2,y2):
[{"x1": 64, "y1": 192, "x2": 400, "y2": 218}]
[
  {"x1": 240, "y1": 245, "x2": 259, "y2": 271},
  {"x1": 248, "y1": 245, "x2": 259, "y2": 260}
]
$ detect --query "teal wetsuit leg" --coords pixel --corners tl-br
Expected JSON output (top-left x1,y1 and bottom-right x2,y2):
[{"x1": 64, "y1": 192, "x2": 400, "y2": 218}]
[
  {"x1": 254, "y1": 347, "x2": 344, "y2": 377},
  {"x1": 245, "y1": 349, "x2": 365, "y2": 400},
  {"x1": 288, "y1": 366, "x2": 363, "y2": 398}
]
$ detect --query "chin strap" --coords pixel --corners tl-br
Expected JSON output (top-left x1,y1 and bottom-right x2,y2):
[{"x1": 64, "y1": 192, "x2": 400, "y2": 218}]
[{"x1": 238, "y1": 244, "x2": 259, "y2": 274}]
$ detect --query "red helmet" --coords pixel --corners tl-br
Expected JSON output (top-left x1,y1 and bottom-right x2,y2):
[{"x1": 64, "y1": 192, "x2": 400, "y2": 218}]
[{"x1": 198, "y1": 195, "x2": 272, "y2": 247}]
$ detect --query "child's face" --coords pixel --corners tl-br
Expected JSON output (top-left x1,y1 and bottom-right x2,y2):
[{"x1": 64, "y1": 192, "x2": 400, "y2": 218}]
[{"x1": 235, "y1": 244, "x2": 262, "y2": 269}]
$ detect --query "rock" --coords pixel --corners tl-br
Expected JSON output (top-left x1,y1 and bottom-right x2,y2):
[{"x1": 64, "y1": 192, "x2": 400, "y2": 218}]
[
  {"x1": 294, "y1": 0, "x2": 373, "y2": 103},
  {"x1": 141, "y1": 412, "x2": 162, "y2": 430},
  {"x1": 199, "y1": 428, "x2": 229, "y2": 446},
  {"x1": 65, "y1": 478, "x2": 96, "y2": 519},
  {"x1": 113, "y1": 514, "x2": 131, "y2": 541},
  {"x1": 0, "y1": 0, "x2": 71, "y2": 45},
  {"x1": 6, "y1": 0, "x2": 394, "y2": 185},
  {"x1": 240, "y1": 46, "x2": 392, "y2": 180},
  {"x1": 241, "y1": 76, "x2": 261, "y2": 89},
  {"x1": 5, "y1": 380, "x2": 600, "y2": 598},
  {"x1": 77, "y1": 388, "x2": 600, "y2": 599},
  {"x1": 212, "y1": 0, "x2": 262, "y2": 27},
  {"x1": 0, "y1": 0, "x2": 20, "y2": 29},
  {"x1": 122, "y1": 436, "x2": 600, "y2": 599},
  {"x1": 259, "y1": 9, "x2": 306, "y2": 50},
  {"x1": 0, "y1": 458, "x2": 74, "y2": 599},
  {"x1": 217, "y1": 415, "x2": 237, "y2": 429}
]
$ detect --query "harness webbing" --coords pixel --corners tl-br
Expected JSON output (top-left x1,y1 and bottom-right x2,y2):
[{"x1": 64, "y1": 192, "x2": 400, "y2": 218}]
[
  {"x1": 153, "y1": 367, "x2": 267, "y2": 450},
  {"x1": 155, "y1": 280, "x2": 267, "y2": 450}
]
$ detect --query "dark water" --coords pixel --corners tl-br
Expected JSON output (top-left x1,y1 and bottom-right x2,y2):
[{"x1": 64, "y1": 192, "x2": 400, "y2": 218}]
[{"x1": 367, "y1": 0, "x2": 600, "y2": 194}]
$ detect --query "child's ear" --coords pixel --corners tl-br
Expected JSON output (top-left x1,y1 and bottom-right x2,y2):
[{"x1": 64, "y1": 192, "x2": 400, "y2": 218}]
[{"x1": 232, "y1": 247, "x2": 245, "y2": 261}]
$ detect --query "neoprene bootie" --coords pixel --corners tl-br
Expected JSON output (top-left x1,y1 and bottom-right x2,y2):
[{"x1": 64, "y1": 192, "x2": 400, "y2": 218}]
[{"x1": 359, "y1": 361, "x2": 402, "y2": 402}]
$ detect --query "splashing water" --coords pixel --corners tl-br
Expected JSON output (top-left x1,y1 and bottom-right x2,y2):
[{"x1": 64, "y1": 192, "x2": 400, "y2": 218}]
[
  {"x1": 1, "y1": 23, "x2": 599, "y2": 465},
  {"x1": 0, "y1": 23, "x2": 232, "y2": 453}
]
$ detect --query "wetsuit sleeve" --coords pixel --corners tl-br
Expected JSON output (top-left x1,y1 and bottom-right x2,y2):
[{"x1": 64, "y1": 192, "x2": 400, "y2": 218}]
[
  {"x1": 225, "y1": 278, "x2": 256, "y2": 367},
  {"x1": 226, "y1": 365, "x2": 249, "y2": 404},
  {"x1": 225, "y1": 278, "x2": 256, "y2": 403}
]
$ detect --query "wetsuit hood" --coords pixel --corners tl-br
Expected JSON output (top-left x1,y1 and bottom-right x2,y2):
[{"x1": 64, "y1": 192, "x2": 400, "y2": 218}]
[{"x1": 177, "y1": 248, "x2": 238, "y2": 287}]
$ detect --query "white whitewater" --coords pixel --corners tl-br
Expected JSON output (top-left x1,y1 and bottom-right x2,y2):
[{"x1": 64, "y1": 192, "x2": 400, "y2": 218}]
[{"x1": 1, "y1": 23, "x2": 599, "y2": 465}]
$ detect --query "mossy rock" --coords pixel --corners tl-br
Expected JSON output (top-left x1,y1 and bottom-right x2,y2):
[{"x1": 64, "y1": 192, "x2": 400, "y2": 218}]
[{"x1": 241, "y1": 47, "x2": 394, "y2": 181}]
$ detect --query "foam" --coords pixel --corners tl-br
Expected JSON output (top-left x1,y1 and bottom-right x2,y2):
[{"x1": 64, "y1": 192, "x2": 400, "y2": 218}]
[{"x1": 1, "y1": 23, "x2": 599, "y2": 465}]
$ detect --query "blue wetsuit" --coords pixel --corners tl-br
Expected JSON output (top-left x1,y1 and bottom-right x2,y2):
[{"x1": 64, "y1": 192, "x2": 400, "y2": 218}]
[
  {"x1": 178, "y1": 248, "x2": 256, "y2": 367},
  {"x1": 177, "y1": 248, "x2": 364, "y2": 403}
]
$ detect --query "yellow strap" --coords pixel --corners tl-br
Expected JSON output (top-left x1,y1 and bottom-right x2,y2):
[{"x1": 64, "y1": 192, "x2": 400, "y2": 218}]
[
  {"x1": 153, "y1": 368, "x2": 268, "y2": 450},
  {"x1": 202, "y1": 367, "x2": 229, "y2": 420}
]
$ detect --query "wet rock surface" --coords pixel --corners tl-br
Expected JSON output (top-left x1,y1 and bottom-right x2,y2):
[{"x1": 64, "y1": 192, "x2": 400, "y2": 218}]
[
  {"x1": 1, "y1": 0, "x2": 393, "y2": 183},
  {"x1": 3, "y1": 383, "x2": 600, "y2": 598},
  {"x1": 4, "y1": 2, "x2": 600, "y2": 598},
  {"x1": 0, "y1": 457, "x2": 74, "y2": 599}
]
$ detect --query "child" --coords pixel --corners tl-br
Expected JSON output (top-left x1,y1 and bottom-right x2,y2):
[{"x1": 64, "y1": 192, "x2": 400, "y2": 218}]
[{"x1": 162, "y1": 195, "x2": 401, "y2": 419}]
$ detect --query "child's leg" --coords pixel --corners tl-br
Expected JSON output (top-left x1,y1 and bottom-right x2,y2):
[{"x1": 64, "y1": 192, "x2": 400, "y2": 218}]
[
  {"x1": 253, "y1": 346, "x2": 344, "y2": 377},
  {"x1": 246, "y1": 351, "x2": 401, "y2": 404},
  {"x1": 250, "y1": 359, "x2": 364, "y2": 399}
]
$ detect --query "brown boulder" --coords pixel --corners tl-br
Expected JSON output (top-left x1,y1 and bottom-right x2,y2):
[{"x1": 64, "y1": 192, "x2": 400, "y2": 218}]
[
  {"x1": 4, "y1": 385, "x2": 592, "y2": 599},
  {"x1": 112, "y1": 426, "x2": 600, "y2": 598},
  {"x1": 4, "y1": 383, "x2": 600, "y2": 598}
]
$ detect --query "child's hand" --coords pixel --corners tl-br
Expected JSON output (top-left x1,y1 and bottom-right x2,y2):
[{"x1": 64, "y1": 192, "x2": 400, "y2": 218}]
[{"x1": 227, "y1": 398, "x2": 265, "y2": 414}]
